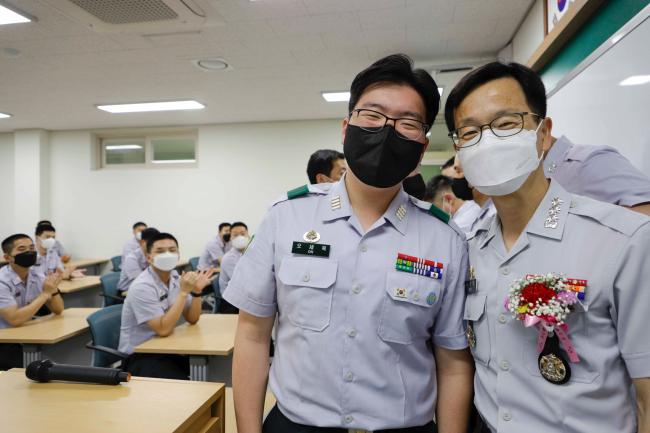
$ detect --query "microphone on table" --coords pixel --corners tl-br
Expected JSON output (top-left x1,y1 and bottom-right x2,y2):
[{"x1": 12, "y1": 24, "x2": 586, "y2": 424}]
[{"x1": 26, "y1": 359, "x2": 131, "y2": 385}]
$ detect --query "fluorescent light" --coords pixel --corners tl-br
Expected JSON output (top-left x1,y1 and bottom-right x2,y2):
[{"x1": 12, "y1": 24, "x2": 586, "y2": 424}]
[
  {"x1": 0, "y1": 4, "x2": 31, "y2": 25},
  {"x1": 322, "y1": 92, "x2": 350, "y2": 102},
  {"x1": 0, "y1": 112, "x2": 11, "y2": 118},
  {"x1": 438, "y1": 87, "x2": 444, "y2": 97},
  {"x1": 619, "y1": 75, "x2": 650, "y2": 86},
  {"x1": 105, "y1": 144, "x2": 143, "y2": 150},
  {"x1": 97, "y1": 100, "x2": 205, "y2": 114},
  {"x1": 152, "y1": 159, "x2": 196, "y2": 164}
]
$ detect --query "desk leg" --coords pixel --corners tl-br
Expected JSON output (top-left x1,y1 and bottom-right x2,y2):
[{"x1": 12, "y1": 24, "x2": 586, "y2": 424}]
[
  {"x1": 22, "y1": 344, "x2": 42, "y2": 367},
  {"x1": 189, "y1": 355, "x2": 208, "y2": 382}
]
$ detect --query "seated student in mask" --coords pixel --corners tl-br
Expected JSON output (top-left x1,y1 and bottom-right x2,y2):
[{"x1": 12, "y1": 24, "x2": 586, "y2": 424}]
[
  {"x1": 118, "y1": 232, "x2": 216, "y2": 379},
  {"x1": 0, "y1": 234, "x2": 64, "y2": 370},
  {"x1": 122, "y1": 222, "x2": 148, "y2": 264},
  {"x1": 36, "y1": 220, "x2": 71, "y2": 263},
  {"x1": 33, "y1": 224, "x2": 83, "y2": 280},
  {"x1": 198, "y1": 222, "x2": 231, "y2": 270},
  {"x1": 117, "y1": 227, "x2": 159, "y2": 296},
  {"x1": 217, "y1": 222, "x2": 250, "y2": 314}
]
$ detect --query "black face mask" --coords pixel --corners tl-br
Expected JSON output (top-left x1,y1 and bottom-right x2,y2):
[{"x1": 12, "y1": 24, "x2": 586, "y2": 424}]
[
  {"x1": 222, "y1": 233, "x2": 231, "y2": 243},
  {"x1": 451, "y1": 176, "x2": 474, "y2": 201},
  {"x1": 13, "y1": 251, "x2": 37, "y2": 268},
  {"x1": 403, "y1": 173, "x2": 426, "y2": 200},
  {"x1": 344, "y1": 124, "x2": 423, "y2": 188}
]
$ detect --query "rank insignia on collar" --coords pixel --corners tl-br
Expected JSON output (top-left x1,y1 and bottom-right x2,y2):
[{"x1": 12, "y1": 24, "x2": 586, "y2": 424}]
[
  {"x1": 331, "y1": 195, "x2": 342, "y2": 210},
  {"x1": 544, "y1": 197, "x2": 564, "y2": 229},
  {"x1": 396, "y1": 204, "x2": 407, "y2": 221}
]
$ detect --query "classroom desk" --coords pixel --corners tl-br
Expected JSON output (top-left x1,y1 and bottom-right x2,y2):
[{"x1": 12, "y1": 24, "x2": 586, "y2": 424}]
[
  {"x1": 134, "y1": 314, "x2": 237, "y2": 383},
  {"x1": 2, "y1": 368, "x2": 225, "y2": 433},
  {"x1": 0, "y1": 308, "x2": 98, "y2": 367},
  {"x1": 59, "y1": 276, "x2": 102, "y2": 308},
  {"x1": 225, "y1": 387, "x2": 275, "y2": 433},
  {"x1": 68, "y1": 258, "x2": 109, "y2": 275}
]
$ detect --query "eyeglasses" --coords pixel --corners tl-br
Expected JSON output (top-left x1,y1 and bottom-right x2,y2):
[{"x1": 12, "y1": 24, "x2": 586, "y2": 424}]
[
  {"x1": 449, "y1": 112, "x2": 542, "y2": 149},
  {"x1": 348, "y1": 109, "x2": 430, "y2": 141}
]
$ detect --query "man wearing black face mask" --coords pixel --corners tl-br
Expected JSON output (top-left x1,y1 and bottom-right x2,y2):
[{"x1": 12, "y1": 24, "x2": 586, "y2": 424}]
[
  {"x1": 224, "y1": 54, "x2": 473, "y2": 433},
  {"x1": 198, "y1": 222, "x2": 232, "y2": 271},
  {"x1": 0, "y1": 234, "x2": 64, "y2": 370}
]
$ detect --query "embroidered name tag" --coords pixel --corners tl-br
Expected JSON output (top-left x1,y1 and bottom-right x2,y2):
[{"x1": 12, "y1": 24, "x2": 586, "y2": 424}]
[{"x1": 291, "y1": 241, "x2": 330, "y2": 258}]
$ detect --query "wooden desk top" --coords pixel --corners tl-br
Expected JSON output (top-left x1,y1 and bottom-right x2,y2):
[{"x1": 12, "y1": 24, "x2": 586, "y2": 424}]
[
  {"x1": 1, "y1": 369, "x2": 225, "y2": 433},
  {"x1": 59, "y1": 276, "x2": 101, "y2": 294},
  {"x1": 68, "y1": 258, "x2": 109, "y2": 269},
  {"x1": 135, "y1": 314, "x2": 237, "y2": 356},
  {"x1": 225, "y1": 387, "x2": 275, "y2": 433},
  {"x1": 0, "y1": 308, "x2": 98, "y2": 344}
]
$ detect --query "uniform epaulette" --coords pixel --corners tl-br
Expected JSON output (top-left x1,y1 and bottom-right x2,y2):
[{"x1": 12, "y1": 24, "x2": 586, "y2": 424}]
[
  {"x1": 569, "y1": 194, "x2": 650, "y2": 237},
  {"x1": 271, "y1": 183, "x2": 331, "y2": 207}
]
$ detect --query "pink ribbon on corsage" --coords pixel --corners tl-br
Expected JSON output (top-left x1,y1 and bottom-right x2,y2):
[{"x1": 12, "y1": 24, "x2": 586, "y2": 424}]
[{"x1": 534, "y1": 322, "x2": 580, "y2": 363}]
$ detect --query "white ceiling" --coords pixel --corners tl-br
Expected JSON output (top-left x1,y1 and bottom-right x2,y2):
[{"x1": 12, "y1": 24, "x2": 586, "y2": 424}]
[{"x1": 0, "y1": 0, "x2": 533, "y2": 139}]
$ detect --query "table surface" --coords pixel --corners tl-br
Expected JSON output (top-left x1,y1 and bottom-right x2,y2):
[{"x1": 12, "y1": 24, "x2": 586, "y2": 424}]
[
  {"x1": 1, "y1": 369, "x2": 225, "y2": 433},
  {"x1": 135, "y1": 314, "x2": 237, "y2": 356},
  {"x1": 68, "y1": 258, "x2": 109, "y2": 269},
  {"x1": 225, "y1": 387, "x2": 275, "y2": 433},
  {"x1": 0, "y1": 308, "x2": 98, "y2": 344},
  {"x1": 59, "y1": 276, "x2": 102, "y2": 294}
]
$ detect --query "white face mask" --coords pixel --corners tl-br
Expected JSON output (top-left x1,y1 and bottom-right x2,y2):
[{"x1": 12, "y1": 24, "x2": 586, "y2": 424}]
[
  {"x1": 41, "y1": 238, "x2": 56, "y2": 250},
  {"x1": 135, "y1": 231, "x2": 142, "y2": 241},
  {"x1": 458, "y1": 123, "x2": 544, "y2": 196},
  {"x1": 231, "y1": 235, "x2": 250, "y2": 251},
  {"x1": 152, "y1": 252, "x2": 179, "y2": 272}
]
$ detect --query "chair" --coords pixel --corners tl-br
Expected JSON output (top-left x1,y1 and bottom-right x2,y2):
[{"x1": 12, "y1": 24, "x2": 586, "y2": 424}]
[
  {"x1": 189, "y1": 256, "x2": 199, "y2": 271},
  {"x1": 100, "y1": 272, "x2": 124, "y2": 306},
  {"x1": 110, "y1": 255, "x2": 122, "y2": 272},
  {"x1": 86, "y1": 304, "x2": 128, "y2": 368},
  {"x1": 212, "y1": 277, "x2": 222, "y2": 313}
]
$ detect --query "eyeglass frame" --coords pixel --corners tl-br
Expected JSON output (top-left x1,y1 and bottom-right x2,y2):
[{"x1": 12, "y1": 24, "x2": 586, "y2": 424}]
[
  {"x1": 448, "y1": 112, "x2": 543, "y2": 150},
  {"x1": 348, "y1": 108, "x2": 431, "y2": 141}
]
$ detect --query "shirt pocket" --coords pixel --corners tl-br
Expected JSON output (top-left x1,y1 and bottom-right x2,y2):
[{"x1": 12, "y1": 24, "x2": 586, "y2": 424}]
[
  {"x1": 464, "y1": 293, "x2": 490, "y2": 366},
  {"x1": 377, "y1": 271, "x2": 440, "y2": 345},
  {"x1": 523, "y1": 302, "x2": 600, "y2": 383},
  {"x1": 277, "y1": 256, "x2": 338, "y2": 332}
]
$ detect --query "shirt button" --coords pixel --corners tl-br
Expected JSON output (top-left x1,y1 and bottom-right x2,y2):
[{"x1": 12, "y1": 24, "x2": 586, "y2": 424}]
[
  {"x1": 344, "y1": 372, "x2": 354, "y2": 382},
  {"x1": 344, "y1": 415, "x2": 354, "y2": 424},
  {"x1": 500, "y1": 267, "x2": 510, "y2": 276},
  {"x1": 360, "y1": 245, "x2": 367, "y2": 253},
  {"x1": 498, "y1": 314, "x2": 508, "y2": 324},
  {"x1": 503, "y1": 411, "x2": 512, "y2": 422},
  {"x1": 352, "y1": 284, "x2": 361, "y2": 294},
  {"x1": 347, "y1": 329, "x2": 357, "y2": 338},
  {"x1": 500, "y1": 360, "x2": 511, "y2": 371},
  {"x1": 302, "y1": 273, "x2": 310, "y2": 282}
]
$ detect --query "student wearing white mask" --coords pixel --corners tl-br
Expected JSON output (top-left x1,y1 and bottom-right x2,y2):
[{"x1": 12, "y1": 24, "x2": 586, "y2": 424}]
[
  {"x1": 445, "y1": 61, "x2": 650, "y2": 433},
  {"x1": 217, "y1": 222, "x2": 249, "y2": 314},
  {"x1": 36, "y1": 220, "x2": 71, "y2": 263},
  {"x1": 33, "y1": 224, "x2": 82, "y2": 280},
  {"x1": 118, "y1": 232, "x2": 216, "y2": 379}
]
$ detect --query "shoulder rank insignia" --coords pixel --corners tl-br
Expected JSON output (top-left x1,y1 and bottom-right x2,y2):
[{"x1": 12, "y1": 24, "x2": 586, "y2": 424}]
[
  {"x1": 428, "y1": 204, "x2": 450, "y2": 224},
  {"x1": 287, "y1": 185, "x2": 310, "y2": 200}
]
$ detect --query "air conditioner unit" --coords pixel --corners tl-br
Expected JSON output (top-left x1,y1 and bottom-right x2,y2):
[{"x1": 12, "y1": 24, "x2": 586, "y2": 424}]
[{"x1": 44, "y1": 0, "x2": 222, "y2": 34}]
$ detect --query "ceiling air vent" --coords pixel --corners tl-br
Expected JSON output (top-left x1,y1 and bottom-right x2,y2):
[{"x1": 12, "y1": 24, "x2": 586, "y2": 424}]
[{"x1": 69, "y1": 0, "x2": 179, "y2": 25}]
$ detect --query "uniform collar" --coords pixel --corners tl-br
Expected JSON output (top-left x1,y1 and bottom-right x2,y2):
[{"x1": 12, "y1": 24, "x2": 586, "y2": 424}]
[
  {"x1": 544, "y1": 135, "x2": 572, "y2": 176},
  {"x1": 320, "y1": 176, "x2": 410, "y2": 235},
  {"x1": 147, "y1": 265, "x2": 179, "y2": 290}
]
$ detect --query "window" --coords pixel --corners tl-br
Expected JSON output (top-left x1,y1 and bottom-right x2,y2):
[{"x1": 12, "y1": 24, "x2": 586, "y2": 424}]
[{"x1": 99, "y1": 133, "x2": 197, "y2": 168}]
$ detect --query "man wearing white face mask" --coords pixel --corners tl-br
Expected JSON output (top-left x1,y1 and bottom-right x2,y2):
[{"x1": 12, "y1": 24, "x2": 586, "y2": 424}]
[
  {"x1": 217, "y1": 222, "x2": 249, "y2": 314},
  {"x1": 33, "y1": 224, "x2": 81, "y2": 280},
  {"x1": 119, "y1": 232, "x2": 216, "y2": 379},
  {"x1": 445, "y1": 61, "x2": 650, "y2": 433}
]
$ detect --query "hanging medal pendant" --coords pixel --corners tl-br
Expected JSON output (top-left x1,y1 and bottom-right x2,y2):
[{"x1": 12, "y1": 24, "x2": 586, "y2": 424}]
[{"x1": 538, "y1": 333, "x2": 571, "y2": 385}]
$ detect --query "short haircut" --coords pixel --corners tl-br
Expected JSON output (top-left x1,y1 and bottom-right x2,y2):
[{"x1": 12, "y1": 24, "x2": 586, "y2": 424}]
[
  {"x1": 307, "y1": 149, "x2": 345, "y2": 183},
  {"x1": 133, "y1": 221, "x2": 147, "y2": 230},
  {"x1": 218, "y1": 223, "x2": 231, "y2": 232},
  {"x1": 140, "y1": 228, "x2": 160, "y2": 243},
  {"x1": 349, "y1": 54, "x2": 440, "y2": 126},
  {"x1": 35, "y1": 224, "x2": 56, "y2": 236},
  {"x1": 146, "y1": 232, "x2": 178, "y2": 253},
  {"x1": 231, "y1": 221, "x2": 248, "y2": 231},
  {"x1": 424, "y1": 175, "x2": 453, "y2": 202},
  {"x1": 37, "y1": 220, "x2": 52, "y2": 227},
  {"x1": 445, "y1": 61, "x2": 547, "y2": 131},
  {"x1": 2, "y1": 234, "x2": 31, "y2": 254},
  {"x1": 441, "y1": 156, "x2": 455, "y2": 169}
]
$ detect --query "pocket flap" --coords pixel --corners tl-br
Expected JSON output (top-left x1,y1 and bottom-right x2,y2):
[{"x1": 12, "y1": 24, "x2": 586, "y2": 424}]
[
  {"x1": 278, "y1": 256, "x2": 337, "y2": 289},
  {"x1": 385, "y1": 271, "x2": 439, "y2": 307},
  {"x1": 463, "y1": 294, "x2": 487, "y2": 321}
]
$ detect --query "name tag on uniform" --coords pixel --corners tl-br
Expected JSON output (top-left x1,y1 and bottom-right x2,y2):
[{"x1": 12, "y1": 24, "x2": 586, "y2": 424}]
[{"x1": 292, "y1": 241, "x2": 330, "y2": 258}]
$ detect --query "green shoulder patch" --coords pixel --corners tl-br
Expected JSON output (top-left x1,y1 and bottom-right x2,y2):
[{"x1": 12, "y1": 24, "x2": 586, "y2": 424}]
[
  {"x1": 287, "y1": 185, "x2": 310, "y2": 200},
  {"x1": 428, "y1": 204, "x2": 450, "y2": 224}
]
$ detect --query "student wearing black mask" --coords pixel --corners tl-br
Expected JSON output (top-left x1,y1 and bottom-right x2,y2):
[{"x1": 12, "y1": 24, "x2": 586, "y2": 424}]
[
  {"x1": 198, "y1": 222, "x2": 232, "y2": 270},
  {"x1": 0, "y1": 234, "x2": 64, "y2": 370}
]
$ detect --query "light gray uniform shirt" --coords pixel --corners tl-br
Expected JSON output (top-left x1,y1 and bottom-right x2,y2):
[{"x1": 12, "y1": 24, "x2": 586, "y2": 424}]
[
  {"x1": 218, "y1": 248, "x2": 243, "y2": 295},
  {"x1": 198, "y1": 237, "x2": 231, "y2": 270},
  {"x1": 33, "y1": 249, "x2": 63, "y2": 276},
  {"x1": 466, "y1": 180, "x2": 650, "y2": 433},
  {"x1": 223, "y1": 180, "x2": 468, "y2": 431},
  {"x1": 118, "y1": 267, "x2": 190, "y2": 355},
  {"x1": 117, "y1": 248, "x2": 148, "y2": 294},
  {"x1": 0, "y1": 265, "x2": 46, "y2": 328},
  {"x1": 53, "y1": 240, "x2": 67, "y2": 258}
]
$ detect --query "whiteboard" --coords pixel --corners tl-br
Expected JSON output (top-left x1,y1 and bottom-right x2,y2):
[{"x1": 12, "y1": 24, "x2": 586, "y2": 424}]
[{"x1": 547, "y1": 5, "x2": 650, "y2": 174}]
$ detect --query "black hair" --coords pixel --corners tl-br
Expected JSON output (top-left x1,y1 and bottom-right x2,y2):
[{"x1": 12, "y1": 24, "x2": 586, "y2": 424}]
[
  {"x1": 441, "y1": 156, "x2": 455, "y2": 169},
  {"x1": 140, "y1": 228, "x2": 160, "y2": 243},
  {"x1": 146, "y1": 232, "x2": 178, "y2": 253},
  {"x1": 307, "y1": 149, "x2": 345, "y2": 183},
  {"x1": 37, "y1": 220, "x2": 52, "y2": 227},
  {"x1": 218, "y1": 223, "x2": 231, "y2": 232},
  {"x1": 133, "y1": 221, "x2": 147, "y2": 230},
  {"x1": 231, "y1": 221, "x2": 248, "y2": 231},
  {"x1": 2, "y1": 234, "x2": 32, "y2": 254},
  {"x1": 35, "y1": 225, "x2": 56, "y2": 236},
  {"x1": 349, "y1": 54, "x2": 440, "y2": 126},
  {"x1": 444, "y1": 61, "x2": 547, "y2": 132},
  {"x1": 424, "y1": 175, "x2": 453, "y2": 202}
]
